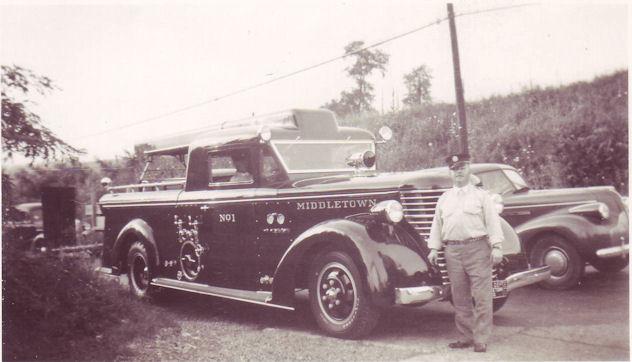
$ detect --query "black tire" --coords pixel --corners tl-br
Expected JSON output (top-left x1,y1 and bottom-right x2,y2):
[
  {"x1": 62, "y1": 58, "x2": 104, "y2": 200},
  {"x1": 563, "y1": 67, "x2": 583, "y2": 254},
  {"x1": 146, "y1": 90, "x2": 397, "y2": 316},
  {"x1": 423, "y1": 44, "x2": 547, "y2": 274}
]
[
  {"x1": 590, "y1": 256, "x2": 629, "y2": 274},
  {"x1": 127, "y1": 241, "x2": 159, "y2": 299},
  {"x1": 492, "y1": 296, "x2": 509, "y2": 313},
  {"x1": 530, "y1": 235, "x2": 584, "y2": 290},
  {"x1": 308, "y1": 250, "x2": 380, "y2": 339}
]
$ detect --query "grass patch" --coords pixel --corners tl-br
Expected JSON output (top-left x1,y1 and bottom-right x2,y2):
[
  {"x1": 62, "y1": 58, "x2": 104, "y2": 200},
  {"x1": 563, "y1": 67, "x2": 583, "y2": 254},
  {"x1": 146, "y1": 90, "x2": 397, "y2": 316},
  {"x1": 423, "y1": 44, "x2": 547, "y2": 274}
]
[{"x1": 2, "y1": 238, "x2": 178, "y2": 360}]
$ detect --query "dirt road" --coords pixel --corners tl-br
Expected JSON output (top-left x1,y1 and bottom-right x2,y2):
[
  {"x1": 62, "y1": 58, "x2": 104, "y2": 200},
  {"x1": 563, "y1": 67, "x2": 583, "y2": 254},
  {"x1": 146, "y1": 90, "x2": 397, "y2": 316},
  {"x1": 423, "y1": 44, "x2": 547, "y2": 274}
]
[{"x1": 119, "y1": 266, "x2": 628, "y2": 361}]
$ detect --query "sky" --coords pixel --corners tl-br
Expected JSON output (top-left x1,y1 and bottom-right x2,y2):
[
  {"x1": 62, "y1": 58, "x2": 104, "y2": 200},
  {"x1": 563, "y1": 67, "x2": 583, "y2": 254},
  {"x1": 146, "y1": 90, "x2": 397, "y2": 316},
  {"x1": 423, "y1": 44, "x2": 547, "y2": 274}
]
[{"x1": 0, "y1": 0, "x2": 628, "y2": 162}]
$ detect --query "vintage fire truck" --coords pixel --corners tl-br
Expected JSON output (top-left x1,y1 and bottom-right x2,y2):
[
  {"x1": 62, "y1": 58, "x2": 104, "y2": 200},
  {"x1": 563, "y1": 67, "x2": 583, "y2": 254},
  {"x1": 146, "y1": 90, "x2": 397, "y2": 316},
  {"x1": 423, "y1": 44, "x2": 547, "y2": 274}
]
[{"x1": 98, "y1": 109, "x2": 550, "y2": 338}]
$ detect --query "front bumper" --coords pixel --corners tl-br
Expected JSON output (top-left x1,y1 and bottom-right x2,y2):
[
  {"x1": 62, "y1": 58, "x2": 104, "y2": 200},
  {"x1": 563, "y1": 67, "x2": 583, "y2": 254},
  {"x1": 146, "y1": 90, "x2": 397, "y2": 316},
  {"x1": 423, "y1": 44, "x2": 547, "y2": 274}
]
[
  {"x1": 596, "y1": 244, "x2": 630, "y2": 258},
  {"x1": 394, "y1": 265, "x2": 551, "y2": 305}
]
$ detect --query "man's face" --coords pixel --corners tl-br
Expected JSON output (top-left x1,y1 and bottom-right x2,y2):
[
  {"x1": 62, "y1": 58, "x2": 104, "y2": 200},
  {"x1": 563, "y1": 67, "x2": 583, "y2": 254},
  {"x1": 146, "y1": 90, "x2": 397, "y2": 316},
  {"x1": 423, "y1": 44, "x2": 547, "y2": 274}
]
[{"x1": 450, "y1": 162, "x2": 471, "y2": 185}]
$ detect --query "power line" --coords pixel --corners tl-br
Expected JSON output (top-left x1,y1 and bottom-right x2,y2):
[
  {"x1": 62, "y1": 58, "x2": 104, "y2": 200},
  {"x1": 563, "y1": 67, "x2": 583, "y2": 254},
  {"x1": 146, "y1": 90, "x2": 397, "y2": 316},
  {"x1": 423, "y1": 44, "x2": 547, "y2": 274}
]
[{"x1": 72, "y1": 3, "x2": 536, "y2": 141}]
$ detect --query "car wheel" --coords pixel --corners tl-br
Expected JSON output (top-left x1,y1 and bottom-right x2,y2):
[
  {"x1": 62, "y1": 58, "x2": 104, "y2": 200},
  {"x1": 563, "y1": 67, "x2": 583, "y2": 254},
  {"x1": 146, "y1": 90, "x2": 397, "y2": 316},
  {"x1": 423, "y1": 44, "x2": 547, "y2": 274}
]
[
  {"x1": 492, "y1": 296, "x2": 509, "y2": 312},
  {"x1": 309, "y1": 250, "x2": 380, "y2": 339},
  {"x1": 590, "y1": 256, "x2": 629, "y2": 274},
  {"x1": 530, "y1": 235, "x2": 583, "y2": 290},
  {"x1": 127, "y1": 241, "x2": 158, "y2": 299}
]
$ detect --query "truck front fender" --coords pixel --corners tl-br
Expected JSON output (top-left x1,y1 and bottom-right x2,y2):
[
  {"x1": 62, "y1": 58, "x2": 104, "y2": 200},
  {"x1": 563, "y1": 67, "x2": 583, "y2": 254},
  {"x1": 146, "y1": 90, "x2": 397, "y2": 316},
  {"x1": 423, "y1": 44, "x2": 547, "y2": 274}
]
[{"x1": 270, "y1": 216, "x2": 431, "y2": 308}]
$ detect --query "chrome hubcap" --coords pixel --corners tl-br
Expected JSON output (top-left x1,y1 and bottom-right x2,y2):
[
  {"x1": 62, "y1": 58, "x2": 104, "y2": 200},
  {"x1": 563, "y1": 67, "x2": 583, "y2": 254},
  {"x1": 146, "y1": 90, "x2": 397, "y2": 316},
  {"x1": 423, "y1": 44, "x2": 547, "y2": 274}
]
[
  {"x1": 133, "y1": 255, "x2": 149, "y2": 290},
  {"x1": 317, "y1": 262, "x2": 356, "y2": 324},
  {"x1": 544, "y1": 248, "x2": 569, "y2": 276}
]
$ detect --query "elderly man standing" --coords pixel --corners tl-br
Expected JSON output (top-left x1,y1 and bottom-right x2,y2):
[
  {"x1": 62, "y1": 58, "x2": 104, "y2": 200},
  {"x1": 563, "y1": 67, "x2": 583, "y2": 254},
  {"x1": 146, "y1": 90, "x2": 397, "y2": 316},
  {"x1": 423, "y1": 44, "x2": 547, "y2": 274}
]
[{"x1": 427, "y1": 153, "x2": 504, "y2": 353}]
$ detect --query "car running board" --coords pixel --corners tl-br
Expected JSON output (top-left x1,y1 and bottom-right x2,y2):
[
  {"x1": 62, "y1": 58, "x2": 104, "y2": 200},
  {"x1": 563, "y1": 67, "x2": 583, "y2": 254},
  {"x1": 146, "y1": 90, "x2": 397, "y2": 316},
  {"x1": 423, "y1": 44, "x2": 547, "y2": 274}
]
[{"x1": 150, "y1": 278, "x2": 294, "y2": 311}]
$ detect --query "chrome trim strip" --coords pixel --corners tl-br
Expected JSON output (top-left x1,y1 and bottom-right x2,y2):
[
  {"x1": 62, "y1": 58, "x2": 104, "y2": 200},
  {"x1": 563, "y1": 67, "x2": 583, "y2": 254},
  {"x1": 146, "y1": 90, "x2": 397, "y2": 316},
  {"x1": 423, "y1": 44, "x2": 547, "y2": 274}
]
[
  {"x1": 102, "y1": 190, "x2": 399, "y2": 208},
  {"x1": 504, "y1": 200, "x2": 597, "y2": 210},
  {"x1": 151, "y1": 278, "x2": 294, "y2": 311},
  {"x1": 596, "y1": 244, "x2": 630, "y2": 258},
  {"x1": 394, "y1": 285, "x2": 448, "y2": 305},
  {"x1": 506, "y1": 266, "x2": 551, "y2": 292}
]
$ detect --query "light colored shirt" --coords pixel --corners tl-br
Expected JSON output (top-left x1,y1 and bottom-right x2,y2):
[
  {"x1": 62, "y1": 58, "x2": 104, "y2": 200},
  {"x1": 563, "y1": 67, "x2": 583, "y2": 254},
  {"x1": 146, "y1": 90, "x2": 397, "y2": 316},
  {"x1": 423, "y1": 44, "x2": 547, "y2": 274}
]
[{"x1": 427, "y1": 183, "x2": 503, "y2": 250}]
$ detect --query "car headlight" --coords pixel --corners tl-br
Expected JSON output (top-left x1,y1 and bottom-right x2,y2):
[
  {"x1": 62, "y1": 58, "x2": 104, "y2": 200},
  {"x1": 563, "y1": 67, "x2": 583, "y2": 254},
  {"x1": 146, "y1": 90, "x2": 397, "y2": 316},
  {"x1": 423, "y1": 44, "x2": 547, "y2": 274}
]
[
  {"x1": 371, "y1": 200, "x2": 404, "y2": 224},
  {"x1": 490, "y1": 193, "x2": 504, "y2": 214},
  {"x1": 598, "y1": 203, "x2": 610, "y2": 219}
]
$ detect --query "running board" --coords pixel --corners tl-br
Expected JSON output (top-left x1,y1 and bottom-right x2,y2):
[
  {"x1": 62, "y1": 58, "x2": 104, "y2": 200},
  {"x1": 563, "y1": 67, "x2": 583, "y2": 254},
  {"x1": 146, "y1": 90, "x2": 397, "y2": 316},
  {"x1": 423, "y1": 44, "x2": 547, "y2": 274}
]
[{"x1": 151, "y1": 278, "x2": 294, "y2": 311}]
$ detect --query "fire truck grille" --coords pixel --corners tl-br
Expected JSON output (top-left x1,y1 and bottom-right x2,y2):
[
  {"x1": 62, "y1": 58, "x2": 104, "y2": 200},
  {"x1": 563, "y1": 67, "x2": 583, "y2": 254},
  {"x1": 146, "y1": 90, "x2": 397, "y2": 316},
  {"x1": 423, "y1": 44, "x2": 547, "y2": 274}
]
[{"x1": 399, "y1": 188, "x2": 499, "y2": 287}]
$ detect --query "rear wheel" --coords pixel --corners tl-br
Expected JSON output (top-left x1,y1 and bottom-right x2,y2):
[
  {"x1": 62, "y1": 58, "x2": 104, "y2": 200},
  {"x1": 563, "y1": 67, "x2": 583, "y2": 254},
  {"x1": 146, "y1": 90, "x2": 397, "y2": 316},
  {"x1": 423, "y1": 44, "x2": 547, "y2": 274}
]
[
  {"x1": 309, "y1": 250, "x2": 379, "y2": 339},
  {"x1": 492, "y1": 296, "x2": 509, "y2": 312},
  {"x1": 127, "y1": 241, "x2": 159, "y2": 299},
  {"x1": 530, "y1": 235, "x2": 583, "y2": 290},
  {"x1": 590, "y1": 256, "x2": 629, "y2": 274}
]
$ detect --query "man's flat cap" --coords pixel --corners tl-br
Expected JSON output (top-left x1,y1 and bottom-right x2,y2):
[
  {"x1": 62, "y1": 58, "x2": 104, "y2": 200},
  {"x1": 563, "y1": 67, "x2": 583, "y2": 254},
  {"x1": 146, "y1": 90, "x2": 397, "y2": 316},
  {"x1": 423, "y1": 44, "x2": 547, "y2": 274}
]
[{"x1": 446, "y1": 153, "x2": 471, "y2": 169}]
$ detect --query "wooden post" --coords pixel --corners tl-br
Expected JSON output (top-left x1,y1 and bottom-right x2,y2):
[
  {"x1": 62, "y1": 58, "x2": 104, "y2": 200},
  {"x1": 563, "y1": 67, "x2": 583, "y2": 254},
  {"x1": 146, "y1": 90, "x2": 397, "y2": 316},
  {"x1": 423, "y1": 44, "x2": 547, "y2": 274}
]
[{"x1": 447, "y1": 3, "x2": 469, "y2": 154}]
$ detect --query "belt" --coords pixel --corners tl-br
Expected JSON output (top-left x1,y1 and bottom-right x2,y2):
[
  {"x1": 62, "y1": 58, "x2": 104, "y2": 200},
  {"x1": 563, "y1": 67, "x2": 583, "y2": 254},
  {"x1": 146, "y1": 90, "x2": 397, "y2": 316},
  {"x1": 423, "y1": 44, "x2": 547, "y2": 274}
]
[{"x1": 443, "y1": 235, "x2": 488, "y2": 246}]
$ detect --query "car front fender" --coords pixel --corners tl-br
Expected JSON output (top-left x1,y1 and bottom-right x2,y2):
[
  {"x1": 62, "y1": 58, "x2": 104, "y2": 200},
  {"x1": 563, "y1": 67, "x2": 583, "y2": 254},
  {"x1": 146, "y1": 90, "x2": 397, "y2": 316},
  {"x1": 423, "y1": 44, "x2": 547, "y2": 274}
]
[
  {"x1": 270, "y1": 216, "x2": 432, "y2": 308},
  {"x1": 515, "y1": 213, "x2": 599, "y2": 256}
]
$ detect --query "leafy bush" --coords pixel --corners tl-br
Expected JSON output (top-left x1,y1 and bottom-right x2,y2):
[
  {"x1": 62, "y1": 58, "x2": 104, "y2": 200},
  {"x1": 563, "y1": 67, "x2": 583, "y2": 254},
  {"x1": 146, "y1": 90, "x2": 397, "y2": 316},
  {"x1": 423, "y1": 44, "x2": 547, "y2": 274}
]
[
  {"x1": 2, "y1": 239, "x2": 177, "y2": 360},
  {"x1": 341, "y1": 70, "x2": 628, "y2": 193}
]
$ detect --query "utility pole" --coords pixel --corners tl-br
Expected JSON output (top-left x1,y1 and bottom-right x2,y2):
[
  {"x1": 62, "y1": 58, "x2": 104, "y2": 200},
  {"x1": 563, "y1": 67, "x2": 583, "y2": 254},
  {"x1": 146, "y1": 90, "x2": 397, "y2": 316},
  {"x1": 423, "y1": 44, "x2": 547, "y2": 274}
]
[{"x1": 447, "y1": 3, "x2": 469, "y2": 154}]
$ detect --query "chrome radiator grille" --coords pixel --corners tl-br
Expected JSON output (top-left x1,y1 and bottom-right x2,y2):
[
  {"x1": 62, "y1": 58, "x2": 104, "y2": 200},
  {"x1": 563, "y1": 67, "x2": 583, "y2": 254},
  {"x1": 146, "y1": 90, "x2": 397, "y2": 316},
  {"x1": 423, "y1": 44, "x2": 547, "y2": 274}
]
[
  {"x1": 399, "y1": 188, "x2": 450, "y2": 286},
  {"x1": 400, "y1": 187, "x2": 499, "y2": 289}
]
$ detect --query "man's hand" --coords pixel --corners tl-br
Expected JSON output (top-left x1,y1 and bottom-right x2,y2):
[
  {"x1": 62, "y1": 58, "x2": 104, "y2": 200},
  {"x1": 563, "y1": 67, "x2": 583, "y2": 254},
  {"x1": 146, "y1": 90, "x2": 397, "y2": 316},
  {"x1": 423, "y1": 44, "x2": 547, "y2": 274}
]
[
  {"x1": 491, "y1": 247, "x2": 503, "y2": 265},
  {"x1": 428, "y1": 249, "x2": 439, "y2": 266}
]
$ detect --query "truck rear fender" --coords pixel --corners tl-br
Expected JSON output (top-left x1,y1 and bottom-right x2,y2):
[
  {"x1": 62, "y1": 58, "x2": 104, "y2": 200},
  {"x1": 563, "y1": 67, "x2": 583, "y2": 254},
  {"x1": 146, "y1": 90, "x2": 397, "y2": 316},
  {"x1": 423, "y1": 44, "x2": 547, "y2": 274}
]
[{"x1": 113, "y1": 219, "x2": 160, "y2": 272}]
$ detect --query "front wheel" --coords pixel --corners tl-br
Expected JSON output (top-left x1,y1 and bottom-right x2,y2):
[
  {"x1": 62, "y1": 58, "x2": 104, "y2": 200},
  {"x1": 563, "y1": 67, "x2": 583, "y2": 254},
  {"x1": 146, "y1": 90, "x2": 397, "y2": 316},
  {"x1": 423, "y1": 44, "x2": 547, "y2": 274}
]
[
  {"x1": 530, "y1": 235, "x2": 583, "y2": 290},
  {"x1": 309, "y1": 250, "x2": 379, "y2": 339}
]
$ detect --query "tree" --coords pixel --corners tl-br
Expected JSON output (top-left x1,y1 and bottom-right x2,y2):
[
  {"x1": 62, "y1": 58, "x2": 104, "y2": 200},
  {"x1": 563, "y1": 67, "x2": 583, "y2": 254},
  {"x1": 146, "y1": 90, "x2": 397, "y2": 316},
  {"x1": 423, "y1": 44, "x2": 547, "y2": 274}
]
[
  {"x1": 402, "y1": 65, "x2": 433, "y2": 106},
  {"x1": 2, "y1": 65, "x2": 80, "y2": 160},
  {"x1": 322, "y1": 41, "x2": 389, "y2": 117}
]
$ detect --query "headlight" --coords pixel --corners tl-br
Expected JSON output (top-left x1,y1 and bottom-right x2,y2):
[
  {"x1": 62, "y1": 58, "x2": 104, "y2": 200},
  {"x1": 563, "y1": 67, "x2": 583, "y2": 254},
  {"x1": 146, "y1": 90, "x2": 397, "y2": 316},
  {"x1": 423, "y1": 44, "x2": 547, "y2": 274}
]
[
  {"x1": 370, "y1": 200, "x2": 404, "y2": 224},
  {"x1": 490, "y1": 193, "x2": 504, "y2": 214},
  {"x1": 598, "y1": 203, "x2": 610, "y2": 219},
  {"x1": 622, "y1": 197, "x2": 628, "y2": 213}
]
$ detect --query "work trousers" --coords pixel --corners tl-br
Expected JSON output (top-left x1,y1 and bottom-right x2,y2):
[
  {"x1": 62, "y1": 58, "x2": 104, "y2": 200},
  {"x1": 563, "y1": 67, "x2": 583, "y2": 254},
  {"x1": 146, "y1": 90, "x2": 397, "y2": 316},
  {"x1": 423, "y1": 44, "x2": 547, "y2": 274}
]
[{"x1": 444, "y1": 238, "x2": 493, "y2": 344}]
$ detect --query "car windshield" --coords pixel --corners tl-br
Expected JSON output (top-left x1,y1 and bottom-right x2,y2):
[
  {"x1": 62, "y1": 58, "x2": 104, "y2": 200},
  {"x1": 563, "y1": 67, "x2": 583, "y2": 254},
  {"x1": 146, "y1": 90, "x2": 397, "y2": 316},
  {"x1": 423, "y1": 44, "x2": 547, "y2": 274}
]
[
  {"x1": 477, "y1": 169, "x2": 529, "y2": 195},
  {"x1": 476, "y1": 170, "x2": 516, "y2": 195},
  {"x1": 503, "y1": 169, "x2": 529, "y2": 190},
  {"x1": 271, "y1": 141, "x2": 375, "y2": 173}
]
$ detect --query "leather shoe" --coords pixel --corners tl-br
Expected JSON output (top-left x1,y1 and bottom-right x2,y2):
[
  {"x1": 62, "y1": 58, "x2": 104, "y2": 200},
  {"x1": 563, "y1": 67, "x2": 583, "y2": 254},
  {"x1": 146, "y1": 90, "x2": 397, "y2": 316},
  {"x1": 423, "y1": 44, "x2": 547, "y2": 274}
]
[
  {"x1": 474, "y1": 343, "x2": 487, "y2": 352},
  {"x1": 448, "y1": 341, "x2": 473, "y2": 349}
]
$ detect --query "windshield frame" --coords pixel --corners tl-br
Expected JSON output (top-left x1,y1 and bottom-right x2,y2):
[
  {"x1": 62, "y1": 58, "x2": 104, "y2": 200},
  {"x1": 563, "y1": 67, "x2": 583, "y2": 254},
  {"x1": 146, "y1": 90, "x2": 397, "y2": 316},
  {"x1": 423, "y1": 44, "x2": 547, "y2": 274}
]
[{"x1": 270, "y1": 140, "x2": 376, "y2": 174}]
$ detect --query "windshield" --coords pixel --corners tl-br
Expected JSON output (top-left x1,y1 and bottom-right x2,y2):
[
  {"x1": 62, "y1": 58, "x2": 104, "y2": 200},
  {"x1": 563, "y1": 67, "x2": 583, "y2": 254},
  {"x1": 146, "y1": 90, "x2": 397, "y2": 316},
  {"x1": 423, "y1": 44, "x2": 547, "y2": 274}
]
[
  {"x1": 476, "y1": 170, "x2": 515, "y2": 195},
  {"x1": 476, "y1": 169, "x2": 529, "y2": 195},
  {"x1": 504, "y1": 169, "x2": 528, "y2": 190},
  {"x1": 272, "y1": 140, "x2": 375, "y2": 173}
]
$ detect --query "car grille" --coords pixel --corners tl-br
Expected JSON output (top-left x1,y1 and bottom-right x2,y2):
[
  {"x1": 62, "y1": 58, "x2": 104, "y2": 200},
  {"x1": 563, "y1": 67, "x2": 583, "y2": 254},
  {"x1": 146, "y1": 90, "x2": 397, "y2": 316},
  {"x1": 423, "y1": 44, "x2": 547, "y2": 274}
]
[{"x1": 399, "y1": 188, "x2": 498, "y2": 288}]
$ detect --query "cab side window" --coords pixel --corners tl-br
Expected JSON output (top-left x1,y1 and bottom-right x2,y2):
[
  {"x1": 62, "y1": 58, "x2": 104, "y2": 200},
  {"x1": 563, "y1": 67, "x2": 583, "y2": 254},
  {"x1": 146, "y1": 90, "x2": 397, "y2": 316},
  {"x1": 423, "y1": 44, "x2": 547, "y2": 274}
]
[
  {"x1": 260, "y1": 148, "x2": 285, "y2": 185},
  {"x1": 208, "y1": 149, "x2": 254, "y2": 186}
]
